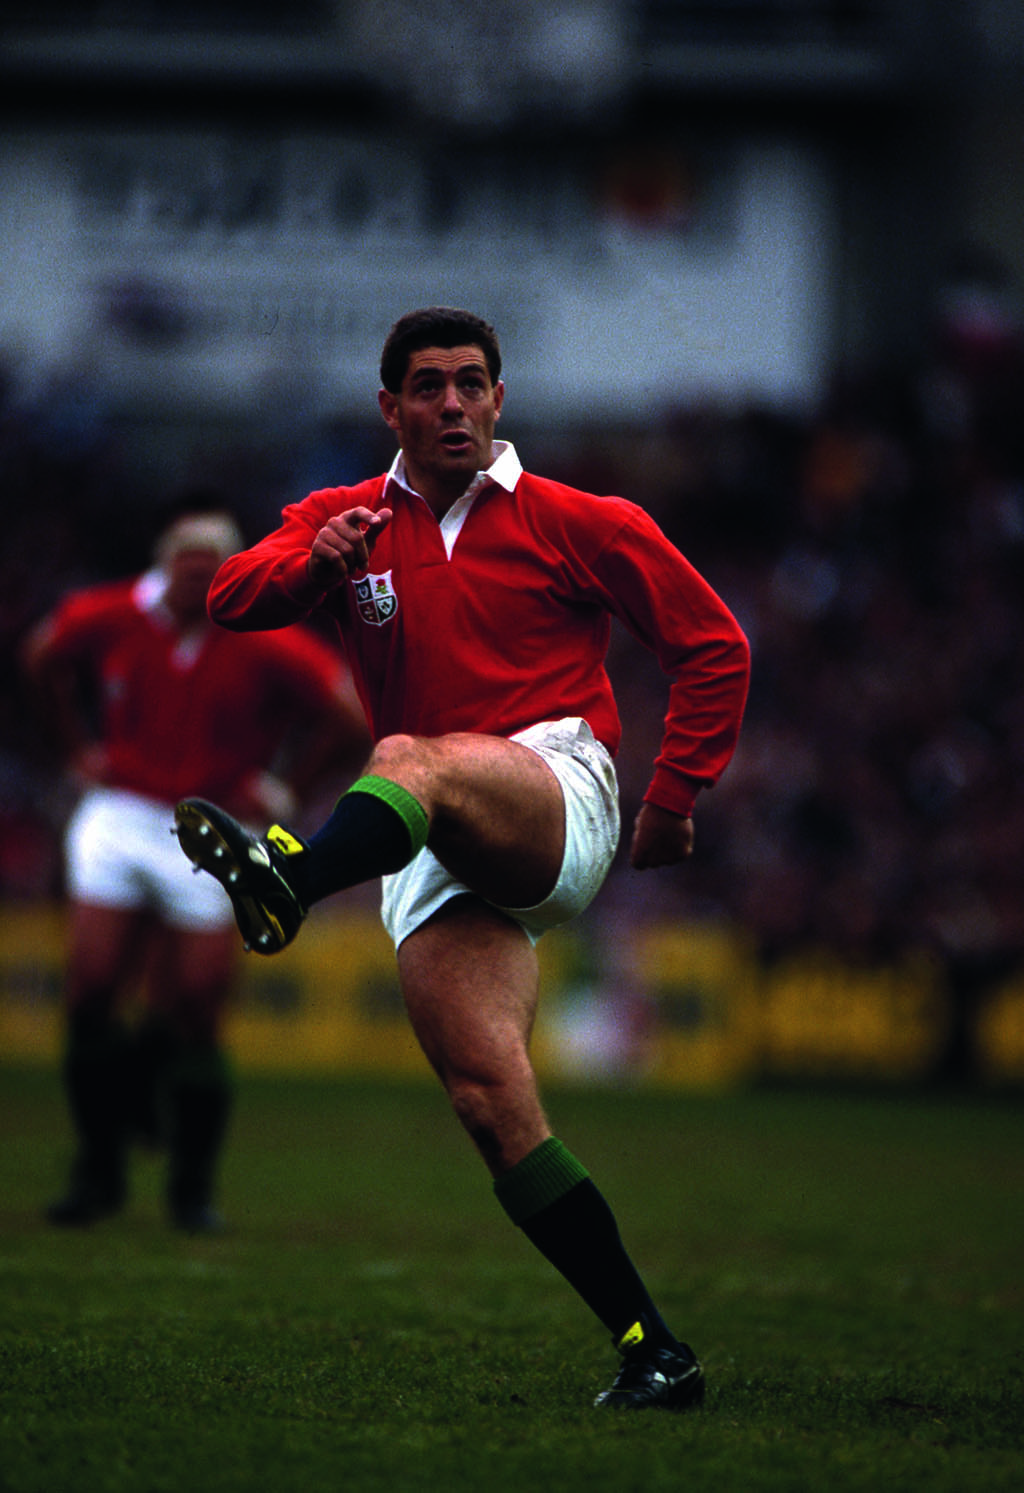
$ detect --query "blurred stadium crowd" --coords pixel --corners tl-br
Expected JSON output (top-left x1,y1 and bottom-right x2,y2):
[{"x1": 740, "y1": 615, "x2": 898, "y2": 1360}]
[{"x1": 2, "y1": 288, "x2": 1022, "y2": 1024}]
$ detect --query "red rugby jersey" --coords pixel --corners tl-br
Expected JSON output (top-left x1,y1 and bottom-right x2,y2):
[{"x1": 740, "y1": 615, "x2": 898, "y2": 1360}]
[
  {"x1": 209, "y1": 469, "x2": 750, "y2": 817},
  {"x1": 42, "y1": 573, "x2": 348, "y2": 806}
]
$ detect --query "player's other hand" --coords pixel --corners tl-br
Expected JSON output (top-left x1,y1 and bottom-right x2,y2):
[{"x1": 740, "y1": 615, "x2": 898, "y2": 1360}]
[
  {"x1": 70, "y1": 744, "x2": 112, "y2": 788},
  {"x1": 308, "y1": 507, "x2": 393, "y2": 586},
  {"x1": 629, "y1": 802, "x2": 695, "y2": 870}
]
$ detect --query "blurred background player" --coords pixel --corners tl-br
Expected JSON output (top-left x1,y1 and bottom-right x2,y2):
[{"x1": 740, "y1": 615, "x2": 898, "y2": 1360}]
[{"x1": 21, "y1": 490, "x2": 368, "y2": 1232}]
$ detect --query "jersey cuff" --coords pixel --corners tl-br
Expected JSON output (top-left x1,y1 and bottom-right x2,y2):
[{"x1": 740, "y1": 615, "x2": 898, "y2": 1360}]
[
  {"x1": 643, "y1": 770, "x2": 701, "y2": 819},
  {"x1": 279, "y1": 553, "x2": 331, "y2": 608}
]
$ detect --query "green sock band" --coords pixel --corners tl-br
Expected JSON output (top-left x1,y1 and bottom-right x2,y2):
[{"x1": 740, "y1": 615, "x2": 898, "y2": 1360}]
[
  {"x1": 493, "y1": 1138, "x2": 590, "y2": 1225},
  {"x1": 345, "y1": 775, "x2": 429, "y2": 856}
]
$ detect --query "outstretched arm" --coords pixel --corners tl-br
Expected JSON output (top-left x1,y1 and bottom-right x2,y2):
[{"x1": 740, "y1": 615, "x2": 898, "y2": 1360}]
[{"x1": 597, "y1": 510, "x2": 751, "y2": 819}]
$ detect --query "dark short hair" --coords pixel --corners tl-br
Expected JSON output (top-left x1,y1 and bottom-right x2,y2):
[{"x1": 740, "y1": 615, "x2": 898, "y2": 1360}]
[{"x1": 380, "y1": 307, "x2": 502, "y2": 393}]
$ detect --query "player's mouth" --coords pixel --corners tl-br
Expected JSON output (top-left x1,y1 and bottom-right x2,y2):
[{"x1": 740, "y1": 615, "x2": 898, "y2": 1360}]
[{"x1": 439, "y1": 429, "x2": 474, "y2": 454}]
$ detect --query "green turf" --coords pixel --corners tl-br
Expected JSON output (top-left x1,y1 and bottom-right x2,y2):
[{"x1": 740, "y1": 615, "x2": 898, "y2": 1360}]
[{"x1": 1, "y1": 1064, "x2": 1021, "y2": 1491}]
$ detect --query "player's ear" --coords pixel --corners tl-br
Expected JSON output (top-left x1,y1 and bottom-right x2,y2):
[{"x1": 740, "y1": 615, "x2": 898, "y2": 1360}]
[
  {"x1": 493, "y1": 379, "x2": 505, "y2": 420},
  {"x1": 378, "y1": 388, "x2": 401, "y2": 433}
]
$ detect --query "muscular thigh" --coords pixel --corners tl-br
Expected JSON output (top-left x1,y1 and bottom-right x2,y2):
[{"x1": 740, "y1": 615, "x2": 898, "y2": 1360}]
[{"x1": 373, "y1": 732, "x2": 565, "y2": 909}]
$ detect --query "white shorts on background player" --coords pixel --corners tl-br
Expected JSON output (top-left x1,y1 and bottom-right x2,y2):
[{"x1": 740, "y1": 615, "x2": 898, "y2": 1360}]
[
  {"x1": 381, "y1": 717, "x2": 621, "y2": 949},
  {"x1": 66, "y1": 787, "x2": 236, "y2": 932}
]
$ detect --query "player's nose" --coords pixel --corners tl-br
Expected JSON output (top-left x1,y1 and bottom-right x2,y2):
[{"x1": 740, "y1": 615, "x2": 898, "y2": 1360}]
[{"x1": 441, "y1": 380, "x2": 465, "y2": 413}]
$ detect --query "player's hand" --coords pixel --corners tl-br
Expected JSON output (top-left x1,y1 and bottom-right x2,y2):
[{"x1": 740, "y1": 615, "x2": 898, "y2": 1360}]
[
  {"x1": 629, "y1": 802, "x2": 695, "y2": 869},
  {"x1": 308, "y1": 507, "x2": 392, "y2": 587},
  {"x1": 70, "y1": 744, "x2": 111, "y2": 787}
]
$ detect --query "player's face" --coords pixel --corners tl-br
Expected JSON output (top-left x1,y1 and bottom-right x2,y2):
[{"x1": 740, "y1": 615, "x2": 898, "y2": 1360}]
[
  {"x1": 165, "y1": 547, "x2": 222, "y2": 624},
  {"x1": 378, "y1": 344, "x2": 504, "y2": 511}
]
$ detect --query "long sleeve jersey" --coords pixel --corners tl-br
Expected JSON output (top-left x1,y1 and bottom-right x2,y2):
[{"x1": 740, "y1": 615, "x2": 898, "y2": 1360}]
[
  {"x1": 41, "y1": 571, "x2": 350, "y2": 806},
  {"x1": 208, "y1": 462, "x2": 750, "y2": 817}
]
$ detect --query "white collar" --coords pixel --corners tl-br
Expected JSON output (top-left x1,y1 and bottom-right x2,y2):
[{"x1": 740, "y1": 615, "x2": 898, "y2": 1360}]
[
  {"x1": 385, "y1": 439, "x2": 522, "y2": 501},
  {"x1": 385, "y1": 442, "x2": 522, "y2": 559}
]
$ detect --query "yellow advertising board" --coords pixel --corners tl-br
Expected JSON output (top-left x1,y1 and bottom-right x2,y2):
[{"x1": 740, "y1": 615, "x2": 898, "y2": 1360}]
[{"x1": 0, "y1": 903, "x2": 976, "y2": 1088}]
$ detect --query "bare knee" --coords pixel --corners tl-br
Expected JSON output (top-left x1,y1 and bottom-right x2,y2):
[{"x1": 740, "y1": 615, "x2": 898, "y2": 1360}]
[
  {"x1": 448, "y1": 1072, "x2": 495, "y2": 1134},
  {"x1": 444, "y1": 1068, "x2": 548, "y2": 1176},
  {"x1": 363, "y1": 734, "x2": 447, "y2": 820},
  {"x1": 367, "y1": 734, "x2": 425, "y2": 778}
]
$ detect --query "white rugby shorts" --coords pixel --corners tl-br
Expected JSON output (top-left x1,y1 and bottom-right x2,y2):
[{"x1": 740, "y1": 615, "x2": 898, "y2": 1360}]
[
  {"x1": 66, "y1": 787, "x2": 236, "y2": 932},
  {"x1": 380, "y1": 717, "x2": 621, "y2": 949}
]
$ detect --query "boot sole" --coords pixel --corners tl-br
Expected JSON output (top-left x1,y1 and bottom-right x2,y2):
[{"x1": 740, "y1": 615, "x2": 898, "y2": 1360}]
[{"x1": 174, "y1": 800, "x2": 293, "y2": 953}]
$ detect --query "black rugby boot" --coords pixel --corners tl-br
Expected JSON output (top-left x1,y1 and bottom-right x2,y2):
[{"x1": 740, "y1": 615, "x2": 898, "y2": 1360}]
[
  {"x1": 594, "y1": 1317, "x2": 705, "y2": 1411},
  {"x1": 174, "y1": 798, "x2": 307, "y2": 954}
]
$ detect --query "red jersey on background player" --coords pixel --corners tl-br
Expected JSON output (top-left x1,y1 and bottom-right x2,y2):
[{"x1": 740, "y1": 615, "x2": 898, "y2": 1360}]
[{"x1": 22, "y1": 495, "x2": 368, "y2": 1232}]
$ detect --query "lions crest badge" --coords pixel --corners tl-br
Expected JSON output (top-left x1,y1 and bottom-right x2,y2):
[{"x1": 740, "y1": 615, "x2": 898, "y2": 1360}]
[{"x1": 353, "y1": 570, "x2": 398, "y2": 626}]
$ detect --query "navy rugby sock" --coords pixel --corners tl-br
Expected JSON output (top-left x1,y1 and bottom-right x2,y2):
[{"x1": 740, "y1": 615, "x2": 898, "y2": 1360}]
[
  {"x1": 494, "y1": 1137, "x2": 677, "y2": 1347},
  {"x1": 284, "y1": 775, "x2": 429, "y2": 907}
]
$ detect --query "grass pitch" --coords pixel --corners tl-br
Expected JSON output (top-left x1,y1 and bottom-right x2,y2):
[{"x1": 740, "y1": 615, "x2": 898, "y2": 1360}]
[{"x1": 1, "y1": 1064, "x2": 1021, "y2": 1492}]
